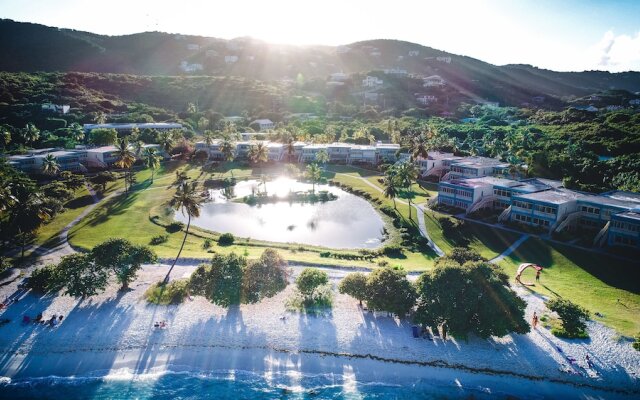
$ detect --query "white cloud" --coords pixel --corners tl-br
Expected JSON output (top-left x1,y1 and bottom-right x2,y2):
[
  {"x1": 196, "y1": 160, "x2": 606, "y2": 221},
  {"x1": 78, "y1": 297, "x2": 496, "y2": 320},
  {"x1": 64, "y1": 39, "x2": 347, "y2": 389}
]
[{"x1": 589, "y1": 30, "x2": 640, "y2": 72}]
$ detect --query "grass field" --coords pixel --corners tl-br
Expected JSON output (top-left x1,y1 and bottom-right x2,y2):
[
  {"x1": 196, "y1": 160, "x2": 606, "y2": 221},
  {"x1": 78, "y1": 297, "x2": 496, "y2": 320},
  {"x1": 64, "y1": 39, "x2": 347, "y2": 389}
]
[
  {"x1": 67, "y1": 162, "x2": 437, "y2": 271},
  {"x1": 499, "y1": 237, "x2": 640, "y2": 336}
]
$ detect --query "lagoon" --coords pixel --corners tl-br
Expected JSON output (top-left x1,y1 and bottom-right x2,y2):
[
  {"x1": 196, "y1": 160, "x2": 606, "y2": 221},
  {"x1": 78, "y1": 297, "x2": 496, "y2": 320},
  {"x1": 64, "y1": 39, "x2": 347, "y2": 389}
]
[{"x1": 175, "y1": 178, "x2": 385, "y2": 249}]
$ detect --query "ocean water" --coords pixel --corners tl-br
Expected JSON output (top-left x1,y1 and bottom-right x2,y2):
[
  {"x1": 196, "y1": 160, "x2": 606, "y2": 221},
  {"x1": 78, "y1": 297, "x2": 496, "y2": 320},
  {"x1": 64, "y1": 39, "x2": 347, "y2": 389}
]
[{"x1": 0, "y1": 370, "x2": 497, "y2": 400}]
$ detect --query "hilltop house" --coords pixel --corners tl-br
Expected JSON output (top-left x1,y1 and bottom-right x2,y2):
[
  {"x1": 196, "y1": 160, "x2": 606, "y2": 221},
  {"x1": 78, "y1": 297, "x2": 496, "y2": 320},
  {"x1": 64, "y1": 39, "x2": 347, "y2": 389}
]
[
  {"x1": 362, "y1": 76, "x2": 383, "y2": 87},
  {"x1": 423, "y1": 75, "x2": 445, "y2": 87},
  {"x1": 41, "y1": 103, "x2": 70, "y2": 115}
]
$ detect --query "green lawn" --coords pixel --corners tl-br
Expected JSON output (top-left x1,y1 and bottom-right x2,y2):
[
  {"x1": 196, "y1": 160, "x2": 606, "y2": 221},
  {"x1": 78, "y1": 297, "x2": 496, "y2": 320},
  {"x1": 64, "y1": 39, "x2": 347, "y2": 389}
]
[
  {"x1": 67, "y1": 162, "x2": 437, "y2": 271},
  {"x1": 498, "y1": 237, "x2": 640, "y2": 336}
]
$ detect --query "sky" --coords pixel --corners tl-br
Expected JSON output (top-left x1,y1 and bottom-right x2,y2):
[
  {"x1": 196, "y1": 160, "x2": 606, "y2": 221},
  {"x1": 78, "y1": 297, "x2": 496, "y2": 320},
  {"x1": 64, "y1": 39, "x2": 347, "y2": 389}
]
[{"x1": 1, "y1": 0, "x2": 639, "y2": 72}]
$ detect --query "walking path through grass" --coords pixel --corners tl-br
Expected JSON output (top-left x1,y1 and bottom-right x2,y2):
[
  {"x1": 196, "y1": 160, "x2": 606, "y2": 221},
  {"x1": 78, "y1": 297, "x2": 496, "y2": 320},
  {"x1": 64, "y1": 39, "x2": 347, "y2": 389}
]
[
  {"x1": 334, "y1": 172, "x2": 445, "y2": 256},
  {"x1": 490, "y1": 234, "x2": 530, "y2": 264}
]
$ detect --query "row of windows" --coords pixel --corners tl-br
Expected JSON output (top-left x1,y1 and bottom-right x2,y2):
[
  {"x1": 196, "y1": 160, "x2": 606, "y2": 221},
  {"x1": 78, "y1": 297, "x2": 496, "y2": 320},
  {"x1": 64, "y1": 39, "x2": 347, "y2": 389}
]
[
  {"x1": 494, "y1": 189, "x2": 511, "y2": 197},
  {"x1": 513, "y1": 214, "x2": 550, "y2": 226},
  {"x1": 612, "y1": 220, "x2": 640, "y2": 232},
  {"x1": 493, "y1": 200, "x2": 509, "y2": 209},
  {"x1": 441, "y1": 187, "x2": 455, "y2": 195},
  {"x1": 581, "y1": 205, "x2": 601, "y2": 215},
  {"x1": 513, "y1": 201, "x2": 533, "y2": 210},
  {"x1": 534, "y1": 205, "x2": 556, "y2": 214},
  {"x1": 457, "y1": 190, "x2": 472, "y2": 198},
  {"x1": 613, "y1": 235, "x2": 637, "y2": 246},
  {"x1": 455, "y1": 200, "x2": 468, "y2": 209}
]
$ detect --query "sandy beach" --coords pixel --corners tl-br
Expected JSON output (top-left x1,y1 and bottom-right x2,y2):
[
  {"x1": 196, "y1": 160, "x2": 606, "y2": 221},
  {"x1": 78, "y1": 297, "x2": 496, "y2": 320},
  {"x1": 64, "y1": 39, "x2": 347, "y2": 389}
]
[{"x1": 0, "y1": 264, "x2": 638, "y2": 399}]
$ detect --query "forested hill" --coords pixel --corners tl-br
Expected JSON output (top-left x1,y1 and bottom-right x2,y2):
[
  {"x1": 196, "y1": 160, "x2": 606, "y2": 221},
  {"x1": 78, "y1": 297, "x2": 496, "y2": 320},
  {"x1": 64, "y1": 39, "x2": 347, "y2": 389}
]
[{"x1": 1, "y1": 19, "x2": 640, "y2": 108}]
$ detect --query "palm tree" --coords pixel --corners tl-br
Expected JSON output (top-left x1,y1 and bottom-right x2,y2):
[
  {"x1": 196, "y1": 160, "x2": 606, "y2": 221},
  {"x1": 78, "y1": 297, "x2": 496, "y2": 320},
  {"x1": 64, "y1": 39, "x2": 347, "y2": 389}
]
[
  {"x1": 158, "y1": 130, "x2": 175, "y2": 154},
  {"x1": 396, "y1": 161, "x2": 418, "y2": 220},
  {"x1": 305, "y1": 163, "x2": 322, "y2": 194},
  {"x1": 411, "y1": 134, "x2": 430, "y2": 161},
  {"x1": 143, "y1": 147, "x2": 162, "y2": 183},
  {"x1": 164, "y1": 181, "x2": 204, "y2": 283},
  {"x1": 114, "y1": 138, "x2": 136, "y2": 194},
  {"x1": 42, "y1": 154, "x2": 60, "y2": 176},
  {"x1": 67, "y1": 122, "x2": 85, "y2": 142},
  {"x1": 285, "y1": 137, "x2": 295, "y2": 162},
  {"x1": 22, "y1": 123, "x2": 40, "y2": 145},
  {"x1": 383, "y1": 167, "x2": 399, "y2": 209},
  {"x1": 315, "y1": 149, "x2": 329, "y2": 167},
  {"x1": 248, "y1": 143, "x2": 268, "y2": 166},
  {"x1": 203, "y1": 130, "x2": 215, "y2": 146},
  {"x1": 174, "y1": 170, "x2": 189, "y2": 186},
  {"x1": 220, "y1": 138, "x2": 235, "y2": 162},
  {"x1": 94, "y1": 112, "x2": 107, "y2": 124}
]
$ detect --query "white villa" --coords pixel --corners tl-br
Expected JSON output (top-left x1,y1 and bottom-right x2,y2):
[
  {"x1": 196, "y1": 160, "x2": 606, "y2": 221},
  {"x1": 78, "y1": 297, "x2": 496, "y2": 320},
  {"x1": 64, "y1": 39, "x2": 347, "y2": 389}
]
[
  {"x1": 251, "y1": 119, "x2": 275, "y2": 131},
  {"x1": 423, "y1": 75, "x2": 446, "y2": 87},
  {"x1": 362, "y1": 76, "x2": 383, "y2": 87},
  {"x1": 41, "y1": 103, "x2": 70, "y2": 114},
  {"x1": 266, "y1": 142, "x2": 285, "y2": 162},
  {"x1": 348, "y1": 145, "x2": 377, "y2": 165}
]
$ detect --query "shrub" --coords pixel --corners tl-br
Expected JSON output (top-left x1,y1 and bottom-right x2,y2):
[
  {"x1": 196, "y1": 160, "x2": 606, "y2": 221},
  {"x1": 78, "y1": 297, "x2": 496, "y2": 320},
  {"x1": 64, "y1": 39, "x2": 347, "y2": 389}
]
[
  {"x1": 381, "y1": 245, "x2": 404, "y2": 258},
  {"x1": 319, "y1": 251, "x2": 331, "y2": 258},
  {"x1": 27, "y1": 264, "x2": 62, "y2": 293},
  {"x1": 286, "y1": 283, "x2": 333, "y2": 312},
  {"x1": 380, "y1": 205, "x2": 399, "y2": 218},
  {"x1": 435, "y1": 247, "x2": 485, "y2": 267},
  {"x1": 546, "y1": 298, "x2": 590, "y2": 338},
  {"x1": 145, "y1": 279, "x2": 189, "y2": 304},
  {"x1": 338, "y1": 273, "x2": 368, "y2": 306},
  {"x1": 218, "y1": 233, "x2": 235, "y2": 246},
  {"x1": 166, "y1": 221, "x2": 184, "y2": 233},
  {"x1": 296, "y1": 268, "x2": 329, "y2": 296},
  {"x1": 150, "y1": 234, "x2": 169, "y2": 245},
  {"x1": 633, "y1": 333, "x2": 640, "y2": 352},
  {"x1": 202, "y1": 238, "x2": 213, "y2": 249}
]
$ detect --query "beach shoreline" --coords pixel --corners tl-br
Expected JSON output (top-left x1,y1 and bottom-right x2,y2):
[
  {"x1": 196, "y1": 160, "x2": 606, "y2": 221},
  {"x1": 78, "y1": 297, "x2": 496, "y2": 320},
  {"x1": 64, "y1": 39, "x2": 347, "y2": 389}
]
[{"x1": 1, "y1": 264, "x2": 638, "y2": 399}]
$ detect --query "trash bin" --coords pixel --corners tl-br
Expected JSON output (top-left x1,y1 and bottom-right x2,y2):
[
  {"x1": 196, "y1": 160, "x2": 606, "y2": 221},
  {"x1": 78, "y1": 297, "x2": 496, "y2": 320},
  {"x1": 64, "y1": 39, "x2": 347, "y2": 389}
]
[{"x1": 412, "y1": 325, "x2": 420, "y2": 338}]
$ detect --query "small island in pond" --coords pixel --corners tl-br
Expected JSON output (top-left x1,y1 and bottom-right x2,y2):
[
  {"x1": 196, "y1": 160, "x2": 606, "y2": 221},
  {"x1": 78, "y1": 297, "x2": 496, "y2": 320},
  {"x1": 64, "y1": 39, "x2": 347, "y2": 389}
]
[{"x1": 241, "y1": 190, "x2": 338, "y2": 205}]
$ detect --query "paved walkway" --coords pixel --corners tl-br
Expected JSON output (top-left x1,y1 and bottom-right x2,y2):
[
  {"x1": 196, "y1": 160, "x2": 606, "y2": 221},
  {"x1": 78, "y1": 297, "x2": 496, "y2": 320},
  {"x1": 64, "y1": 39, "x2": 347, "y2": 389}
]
[{"x1": 489, "y1": 234, "x2": 530, "y2": 264}]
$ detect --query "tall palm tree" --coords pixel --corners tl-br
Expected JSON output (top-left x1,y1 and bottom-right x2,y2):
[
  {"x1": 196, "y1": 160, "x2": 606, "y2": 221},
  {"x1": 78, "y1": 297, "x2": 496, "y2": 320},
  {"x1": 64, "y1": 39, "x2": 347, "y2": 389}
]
[
  {"x1": 285, "y1": 137, "x2": 295, "y2": 162},
  {"x1": 220, "y1": 138, "x2": 235, "y2": 162},
  {"x1": 114, "y1": 138, "x2": 136, "y2": 194},
  {"x1": 411, "y1": 134, "x2": 430, "y2": 161},
  {"x1": 67, "y1": 122, "x2": 85, "y2": 142},
  {"x1": 42, "y1": 154, "x2": 60, "y2": 176},
  {"x1": 383, "y1": 167, "x2": 399, "y2": 209},
  {"x1": 315, "y1": 149, "x2": 329, "y2": 167},
  {"x1": 164, "y1": 181, "x2": 204, "y2": 283},
  {"x1": 305, "y1": 163, "x2": 322, "y2": 194},
  {"x1": 396, "y1": 161, "x2": 418, "y2": 220},
  {"x1": 143, "y1": 147, "x2": 162, "y2": 183},
  {"x1": 22, "y1": 123, "x2": 40, "y2": 145},
  {"x1": 248, "y1": 143, "x2": 268, "y2": 165},
  {"x1": 158, "y1": 130, "x2": 175, "y2": 154},
  {"x1": 203, "y1": 130, "x2": 215, "y2": 146}
]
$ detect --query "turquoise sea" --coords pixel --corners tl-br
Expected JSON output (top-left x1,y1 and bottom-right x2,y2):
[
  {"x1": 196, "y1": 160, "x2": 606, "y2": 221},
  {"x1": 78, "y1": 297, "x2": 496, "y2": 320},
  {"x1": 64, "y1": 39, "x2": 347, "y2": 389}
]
[{"x1": 0, "y1": 370, "x2": 497, "y2": 400}]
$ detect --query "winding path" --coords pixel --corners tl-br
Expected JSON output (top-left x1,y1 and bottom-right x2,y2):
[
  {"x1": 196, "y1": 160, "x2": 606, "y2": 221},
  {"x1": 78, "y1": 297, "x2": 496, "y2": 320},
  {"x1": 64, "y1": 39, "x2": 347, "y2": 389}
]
[{"x1": 337, "y1": 173, "x2": 446, "y2": 257}]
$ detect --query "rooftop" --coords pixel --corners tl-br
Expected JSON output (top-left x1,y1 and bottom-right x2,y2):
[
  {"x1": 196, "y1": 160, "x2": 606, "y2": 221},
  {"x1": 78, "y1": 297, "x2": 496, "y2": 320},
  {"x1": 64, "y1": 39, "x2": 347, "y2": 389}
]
[
  {"x1": 451, "y1": 156, "x2": 507, "y2": 168},
  {"x1": 614, "y1": 210, "x2": 640, "y2": 222},
  {"x1": 328, "y1": 142, "x2": 352, "y2": 148},
  {"x1": 515, "y1": 188, "x2": 582, "y2": 205},
  {"x1": 87, "y1": 146, "x2": 118, "y2": 153}
]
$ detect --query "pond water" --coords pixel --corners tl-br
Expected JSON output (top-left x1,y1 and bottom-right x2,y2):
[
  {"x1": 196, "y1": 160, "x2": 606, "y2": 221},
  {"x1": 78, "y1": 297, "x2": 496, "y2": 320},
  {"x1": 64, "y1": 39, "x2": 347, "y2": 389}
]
[{"x1": 174, "y1": 177, "x2": 385, "y2": 249}]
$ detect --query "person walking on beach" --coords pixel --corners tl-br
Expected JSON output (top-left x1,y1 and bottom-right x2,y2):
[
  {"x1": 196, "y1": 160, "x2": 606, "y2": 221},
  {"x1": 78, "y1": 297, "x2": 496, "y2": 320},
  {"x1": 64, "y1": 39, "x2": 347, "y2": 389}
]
[{"x1": 532, "y1": 312, "x2": 539, "y2": 329}]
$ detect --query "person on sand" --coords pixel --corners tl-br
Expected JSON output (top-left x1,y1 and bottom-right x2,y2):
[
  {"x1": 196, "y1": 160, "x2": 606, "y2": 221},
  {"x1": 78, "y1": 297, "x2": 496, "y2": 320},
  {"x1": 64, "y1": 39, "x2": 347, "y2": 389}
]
[
  {"x1": 532, "y1": 312, "x2": 539, "y2": 329},
  {"x1": 585, "y1": 354, "x2": 594, "y2": 369}
]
